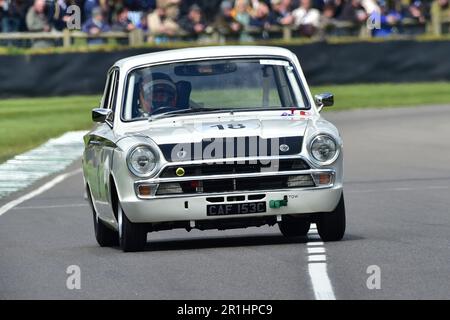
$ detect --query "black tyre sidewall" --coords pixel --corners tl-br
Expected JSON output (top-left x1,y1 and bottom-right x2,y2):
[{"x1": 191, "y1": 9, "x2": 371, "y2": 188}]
[
  {"x1": 87, "y1": 186, "x2": 119, "y2": 247},
  {"x1": 119, "y1": 204, "x2": 147, "y2": 252},
  {"x1": 317, "y1": 193, "x2": 346, "y2": 241},
  {"x1": 279, "y1": 216, "x2": 311, "y2": 237}
]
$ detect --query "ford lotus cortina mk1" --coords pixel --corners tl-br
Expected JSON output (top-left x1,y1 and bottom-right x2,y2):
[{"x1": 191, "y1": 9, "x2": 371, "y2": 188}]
[{"x1": 83, "y1": 46, "x2": 345, "y2": 252}]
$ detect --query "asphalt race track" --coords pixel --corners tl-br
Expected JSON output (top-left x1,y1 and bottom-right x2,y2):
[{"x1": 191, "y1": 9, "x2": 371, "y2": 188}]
[{"x1": 1, "y1": 105, "x2": 449, "y2": 299}]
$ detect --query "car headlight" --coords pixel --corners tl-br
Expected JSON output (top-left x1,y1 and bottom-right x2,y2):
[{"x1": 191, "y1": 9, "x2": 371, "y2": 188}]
[
  {"x1": 309, "y1": 134, "x2": 339, "y2": 165},
  {"x1": 127, "y1": 146, "x2": 158, "y2": 177}
]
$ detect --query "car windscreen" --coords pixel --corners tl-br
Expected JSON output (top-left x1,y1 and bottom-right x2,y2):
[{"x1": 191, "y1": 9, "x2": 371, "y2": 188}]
[{"x1": 122, "y1": 58, "x2": 310, "y2": 121}]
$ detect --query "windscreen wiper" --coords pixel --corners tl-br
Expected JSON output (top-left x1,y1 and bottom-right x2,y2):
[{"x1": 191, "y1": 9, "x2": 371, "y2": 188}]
[{"x1": 149, "y1": 108, "x2": 232, "y2": 121}]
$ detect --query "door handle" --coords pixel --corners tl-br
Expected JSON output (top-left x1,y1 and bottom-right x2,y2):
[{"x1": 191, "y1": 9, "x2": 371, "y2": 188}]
[{"x1": 89, "y1": 140, "x2": 101, "y2": 146}]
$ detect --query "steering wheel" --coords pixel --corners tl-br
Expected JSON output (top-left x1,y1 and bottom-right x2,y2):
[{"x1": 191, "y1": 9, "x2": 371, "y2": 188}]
[{"x1": 150, "y1": 106, "x2": 176, "y2": 115}]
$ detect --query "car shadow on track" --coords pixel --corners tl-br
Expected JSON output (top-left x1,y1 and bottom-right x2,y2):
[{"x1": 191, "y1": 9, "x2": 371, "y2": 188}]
[
  {"x1": 143, "y1": 234, "x2": 306, "y2": 251},
  {"x1": 138, "y1": 233, "x2": 364, "y2": 252}
]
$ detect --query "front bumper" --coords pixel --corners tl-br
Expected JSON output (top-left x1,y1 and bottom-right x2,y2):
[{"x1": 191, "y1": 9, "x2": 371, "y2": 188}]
[{"x1": 121, "y1": 186, "x2": 342, "y2": 223}]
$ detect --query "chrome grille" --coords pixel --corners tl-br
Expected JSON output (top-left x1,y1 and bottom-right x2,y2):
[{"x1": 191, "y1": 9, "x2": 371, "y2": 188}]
[
  {"x1": 156, "y1": 174, "x2": 315, "y2": 195},
  {"x1": 159, "y1": 159, "x2": 310, "y2": 178}
]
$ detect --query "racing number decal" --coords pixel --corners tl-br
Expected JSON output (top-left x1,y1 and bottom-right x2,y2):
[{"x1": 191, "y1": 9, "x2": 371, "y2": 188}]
[
  {"x1": 210, "y1": 124, "x2": 246, "y2": 130},
  {"x1": 228, "y1": 123, "x2": 246, "y2": 129}
]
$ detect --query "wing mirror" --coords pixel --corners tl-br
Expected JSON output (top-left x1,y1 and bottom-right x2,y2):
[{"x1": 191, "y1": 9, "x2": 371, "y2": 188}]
[
  {"x1": 314, "y1": 93, "x2": 334, "y2": 112},
  {"x1": 92, "y1": 108, "x2": 112, "y2": 123}
]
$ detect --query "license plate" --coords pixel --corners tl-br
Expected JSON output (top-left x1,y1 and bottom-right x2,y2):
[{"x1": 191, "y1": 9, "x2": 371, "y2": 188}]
[{"x1": 207, "y1": 202, "x2": 266, "y2": 216}]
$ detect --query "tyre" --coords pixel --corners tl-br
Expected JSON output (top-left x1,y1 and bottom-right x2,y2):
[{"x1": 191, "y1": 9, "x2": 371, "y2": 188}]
[
  {"x1": 317, "y1": 193, "x2": 346, "y2": 241},
  {"x1": 118, "y1": 203, "x2": 147, "y2": 252},
  {"x1": 87, "y1": 186, "x2": 119, "y2": 247},
  {"x1": 279, "y1": 216, "x2": 310, "y2": 237}
]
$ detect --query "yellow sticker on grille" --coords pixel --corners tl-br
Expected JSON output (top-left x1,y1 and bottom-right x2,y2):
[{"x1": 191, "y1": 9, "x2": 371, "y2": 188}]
[{"x1": 176, "y1": 167, "x2": 185, "y2": 177}]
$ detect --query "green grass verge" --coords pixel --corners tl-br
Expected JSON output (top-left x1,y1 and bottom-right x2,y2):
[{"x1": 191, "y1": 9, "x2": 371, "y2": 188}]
[
  {"x1": 1, "y1": 82, "x2": 450, "y2": 163},
  {"x1": 0, "y1": 95, "x2": 100, "y2": 163}
]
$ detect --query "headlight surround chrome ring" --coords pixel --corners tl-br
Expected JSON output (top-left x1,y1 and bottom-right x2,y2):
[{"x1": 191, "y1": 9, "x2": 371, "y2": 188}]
[
  {"x1": 308, "y1": 134, "x2": 340, "y2": 166},
  {"x1": 127, "y1": 145, "x2": 159, "y2": 178}
]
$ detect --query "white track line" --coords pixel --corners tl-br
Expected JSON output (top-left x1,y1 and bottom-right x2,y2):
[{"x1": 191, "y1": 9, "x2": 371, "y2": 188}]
[
  {"x1": 307, "y1": 241, "x2": 324, "y2": 246},
  {"x1": 308, "y1": 255, "x2": 327, "y2": 262},
  {"x1": 0, "y1": 131, "x2": 86, "y2": 199},
  {"x1": 308, "y1": 247, "x2": 326, "y2": 254},
  {"x1": 0, "y1": 169, "x2": 81, "y2": 217},
  {"x1": 308, "y1": 263, "x2": 336, "y2": 300},
  {"x1": 307, "y1": 223, "x2": 336, "y2": 300}
]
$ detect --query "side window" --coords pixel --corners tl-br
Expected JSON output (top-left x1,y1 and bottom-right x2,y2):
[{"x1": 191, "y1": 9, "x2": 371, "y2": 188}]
[
  {"x1": 110, "y1": 70, "x2": 119, "y2": 112},
  {"x1": 100, "y1": 73, "x2": 113, "y2": 109}
]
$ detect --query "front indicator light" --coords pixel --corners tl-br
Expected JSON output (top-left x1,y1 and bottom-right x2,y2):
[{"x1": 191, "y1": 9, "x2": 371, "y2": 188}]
[
  {"x1": 318, "y1": 174, "x2": 331, "y2": 185},
  {"x1": 312, "y1": 173, "x2": 333, "y2": 186},
  {"x1": 138, "y1": 184, "x2": 153, "y2": 197}
]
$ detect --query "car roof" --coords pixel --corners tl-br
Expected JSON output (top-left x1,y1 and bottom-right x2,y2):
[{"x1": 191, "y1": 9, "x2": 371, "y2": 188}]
[{"x1": 113, "y1": 46, "x2": 297, "y2": 70}]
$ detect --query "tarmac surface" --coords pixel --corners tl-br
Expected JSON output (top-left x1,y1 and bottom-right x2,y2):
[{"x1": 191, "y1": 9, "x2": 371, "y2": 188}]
[{"x1": 1, "y1": 105, "x2": 449, "y2": 299}]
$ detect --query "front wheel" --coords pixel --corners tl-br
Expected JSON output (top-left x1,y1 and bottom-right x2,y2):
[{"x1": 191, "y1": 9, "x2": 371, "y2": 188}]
[
  {"x1": 317, "y1": 193, "x2": 346, "y2": 241},
  {"x1": 87, "y1": 186, "x2": 119, "y2": 247},
  {"x1": 118, "y1": 204, "x2": 147, "y2": 252},
  {"x1": 279, "y1": 216, "x2": 310, "y2": 237}
]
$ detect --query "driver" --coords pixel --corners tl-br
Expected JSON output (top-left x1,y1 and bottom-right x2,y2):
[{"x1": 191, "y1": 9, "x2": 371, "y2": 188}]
[{"x1": 139, "y1": 73, "x2": 178, "y2": 115}]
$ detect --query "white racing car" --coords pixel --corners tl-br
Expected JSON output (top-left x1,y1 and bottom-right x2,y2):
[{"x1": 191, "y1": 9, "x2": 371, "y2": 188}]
[{"x1": 83, "y1": 46, "x2": 345, "y2": 251}]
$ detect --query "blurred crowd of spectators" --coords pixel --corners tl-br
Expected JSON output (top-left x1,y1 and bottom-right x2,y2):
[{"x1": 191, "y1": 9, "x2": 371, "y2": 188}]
[{"x1": 1, "y1": 0, "x2": 450, "y2": 43}]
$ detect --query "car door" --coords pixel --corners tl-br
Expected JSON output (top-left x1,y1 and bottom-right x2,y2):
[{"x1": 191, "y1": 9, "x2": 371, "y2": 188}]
[
  {"x1": 96, "y1": 68, "x2": 120, "y2": 221},
  {"x1": 85, "y1": 69, "x2": 119, "y2": 221},
  {"x1": 84, "y1": 71, "x2": 113, "y2": 203}
]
